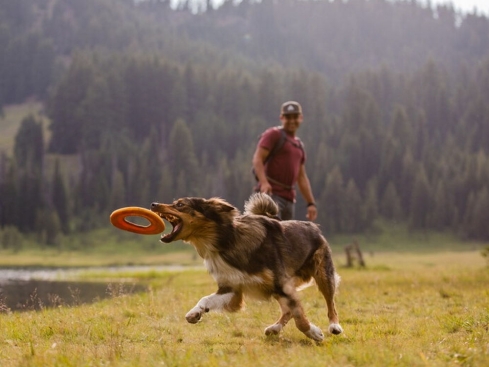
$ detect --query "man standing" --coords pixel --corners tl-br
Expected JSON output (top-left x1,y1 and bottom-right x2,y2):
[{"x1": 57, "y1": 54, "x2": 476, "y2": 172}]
[{"x1": 252, "y1": 101, "x2": 317, "y2": 221}]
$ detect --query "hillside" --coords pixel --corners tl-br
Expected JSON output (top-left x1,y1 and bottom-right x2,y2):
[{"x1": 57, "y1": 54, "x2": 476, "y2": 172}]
[
  {"x1": 0, "y1": 0, "x2": 489, "y2": 243},
  {"x1": 1, "y1": 0, "x2": 489, "y2": 108}
]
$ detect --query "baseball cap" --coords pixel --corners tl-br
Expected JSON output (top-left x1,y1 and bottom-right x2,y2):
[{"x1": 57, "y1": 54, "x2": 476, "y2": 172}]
[{"x1": 281, "y1": 101, "x2": 302, "y2": 115}]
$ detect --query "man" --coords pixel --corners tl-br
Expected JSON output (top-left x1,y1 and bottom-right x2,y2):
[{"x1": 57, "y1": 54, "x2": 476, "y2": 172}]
[{"x1": 252, "y1": 101, "x2": 317, "y2": 221}]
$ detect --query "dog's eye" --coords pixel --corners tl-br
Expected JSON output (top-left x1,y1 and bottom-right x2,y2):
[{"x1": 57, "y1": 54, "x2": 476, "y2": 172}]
[{"x1": 176, "y1": 202, "x2": 184, "y2": 208}]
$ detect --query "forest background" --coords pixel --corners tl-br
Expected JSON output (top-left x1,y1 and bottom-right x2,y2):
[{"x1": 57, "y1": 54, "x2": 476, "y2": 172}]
[{"x1": 1, "y1": 0, "x2": 489, "y2": 251}]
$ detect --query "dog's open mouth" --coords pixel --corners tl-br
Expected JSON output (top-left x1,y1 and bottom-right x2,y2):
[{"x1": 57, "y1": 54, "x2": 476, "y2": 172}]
[{"x1": 157, "y1": 213, "x2": 182, "y2": 243}]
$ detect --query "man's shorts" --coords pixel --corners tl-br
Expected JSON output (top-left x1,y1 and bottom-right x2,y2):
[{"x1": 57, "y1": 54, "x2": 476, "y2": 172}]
[{"x1": 271, "y1": 194, "x2": 295, "y2": 220}]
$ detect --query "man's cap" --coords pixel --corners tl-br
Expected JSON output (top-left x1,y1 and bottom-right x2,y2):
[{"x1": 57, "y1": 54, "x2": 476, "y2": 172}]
[{"x1": 281, "y1": 101, "x2": 302, "y2": 115}]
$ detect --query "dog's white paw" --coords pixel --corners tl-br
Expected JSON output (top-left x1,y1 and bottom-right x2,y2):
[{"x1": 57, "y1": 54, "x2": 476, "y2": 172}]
[
  {"x1": 304, "y1": 323, "x2": 324, "y2": 342},
  {"x1": 185, "y1": 307, "x2": 205, "y2": 324},
  {"x1": 264, "y1": 323, "x2": 283, "y2": 336},
  {"x1": 328, "y1": 323, "x2": 343, "y2": 335}
]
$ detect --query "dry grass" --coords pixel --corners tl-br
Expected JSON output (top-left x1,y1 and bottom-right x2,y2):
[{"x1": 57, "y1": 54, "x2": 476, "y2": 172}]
[{"x1": 0, "y1": 251, "x2": 488, "y2": 367}]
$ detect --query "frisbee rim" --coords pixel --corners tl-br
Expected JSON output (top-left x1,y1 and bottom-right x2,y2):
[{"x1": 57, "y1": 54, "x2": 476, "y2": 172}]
[{"x1": 110, "y1": 207, "x2": 165, "y2": 235}]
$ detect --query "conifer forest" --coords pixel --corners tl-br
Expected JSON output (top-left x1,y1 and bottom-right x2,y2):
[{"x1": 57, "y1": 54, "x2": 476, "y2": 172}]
[{"x1": 1, "y1": 0, "x2": 489, "y2": 244}]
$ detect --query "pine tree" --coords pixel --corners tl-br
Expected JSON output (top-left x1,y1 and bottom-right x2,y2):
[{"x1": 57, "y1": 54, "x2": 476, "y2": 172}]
[
  {"x1": 109, "y1": 167, "x2": 126, "y2": 211},
  {"x1": 14, "y1": 114, "x2": 44, "y2": 173},
  {"x1": 48, "y1": 52, "x2": 96, "y2": 153},
  {"x1": 0, "y1": 158, "x2": 19, "y2": 228},
  {"x1": 156, "y1": 165, "x2": 174, "y2": 204},
  {"x1": 35, "y1": 208, "x2": 61, "y2": 247},
  {"x1": 362, "y1": 177, "x2": 379, "y2": 229},
  {"x1": 400, "y1": 149, "x2": 416, "y2": 215},
  {"x1": 340, "y1": 83, "x2": 382, "y2": 190},
  {"x1": 464, "y1": 186, "x2": 489, "y2": 240},
  {"x1": 17, "y1": 173, "x2": 43, "y2": 232},
  {"x1": 409, "y1": 166, "x2": 432, "y2": 230},
  {"x1": 342, "y1": 179, "x2": 363, "y2": 233},
  {"x1": 319, "y1": 166, "x2": 344, "y2": 233},
  {"x1": 429, "y1": 180, "x2": 451, "y2": 230},
  {"x1": 78, "y1": 76, "x2": 112, "y2": 150},
  {"x1": 12, "y1": 112, "x2": 45, "y2": 232},
  {"x1": 168, "y1": 118, "x2": 199, "y2": 196},
  {"x1": 257, "y1": 69, "x2": 282, "y2": 123},
  {"x1": 380, "y1": 181, "x2": 402, "y2": 221},
  {"x1": 51, "y1": 159, "x2": 70, "y2": 234}
]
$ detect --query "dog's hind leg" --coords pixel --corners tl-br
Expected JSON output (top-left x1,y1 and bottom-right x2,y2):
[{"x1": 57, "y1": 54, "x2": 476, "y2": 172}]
[
  {"x1": 313, "y1": 248, "x2": 343, "y2": 335},
  {"x1": 267, "y1": 282, "x2": 324, "y2": 342},
  {"x1": 264, "y1": 296, "x2": 292, "y2": 336},
  {"x1": 186, "y1": 287, "x2": 243, "y2": 324}
]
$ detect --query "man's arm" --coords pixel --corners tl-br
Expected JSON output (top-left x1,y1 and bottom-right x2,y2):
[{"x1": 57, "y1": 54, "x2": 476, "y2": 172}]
[
  {"x1": 252, "y1": 146, "x2": 273, "y2": 194},
  {"x1": 297, "y1": 164, "x2": 317, "y2": 221}
]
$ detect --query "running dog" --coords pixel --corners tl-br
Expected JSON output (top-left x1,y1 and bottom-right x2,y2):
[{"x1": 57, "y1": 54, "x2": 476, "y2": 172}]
[{"x1": 150, "y1": 193, "x2": 343, "y2": 342}]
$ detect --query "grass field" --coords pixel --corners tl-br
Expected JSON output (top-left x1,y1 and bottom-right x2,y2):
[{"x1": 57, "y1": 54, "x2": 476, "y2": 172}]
[
  {"x1": 0, "y1": 222, "x2": 484, "y2": 269},
  {"x1": 0, "y1": 250, "x2": 488, "y2": 367}
]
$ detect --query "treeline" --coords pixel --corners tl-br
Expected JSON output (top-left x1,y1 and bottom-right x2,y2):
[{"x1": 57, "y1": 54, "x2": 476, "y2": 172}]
[
  {"x1": 0, "y1": 12, "x2": 55, "y2": 105},
  {"x1": 0, "y1": 0, "x2": 489, "y2": 244},
  {"x1": 162, "y1": 0, "x2": 489, "y2": 80},
  {"x1": 1, "y1": 51, "x2": 489, "y2": 243},
  {"x1": 2, "y1": 0, "x2": 489, "y2": 109}
]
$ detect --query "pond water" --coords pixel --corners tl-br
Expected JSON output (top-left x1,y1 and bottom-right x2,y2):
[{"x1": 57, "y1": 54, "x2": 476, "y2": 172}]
[
  {"x1": 0, "y1": 265, "x2": 201, "y2": 312},
  {"x1": 0, "y1": 279, "x2": 144, "y2": 311}
]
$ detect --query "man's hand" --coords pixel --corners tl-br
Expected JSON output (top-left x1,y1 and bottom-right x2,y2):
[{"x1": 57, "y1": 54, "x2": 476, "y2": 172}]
[
  {"x1": 260, "y1": 181, "x2": 273, "y2": 195},
  {"x1": 306, "y1": 205, "x2": 317, "y2": 221},
  {"x1": 252, "y1": 146, "x2": 272, "y2": 195}
]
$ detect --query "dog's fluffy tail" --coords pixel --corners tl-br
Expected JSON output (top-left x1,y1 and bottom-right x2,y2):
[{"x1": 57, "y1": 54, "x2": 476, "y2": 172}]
[{"x1": 244, "y1": 193, "x2": 279, "y2": 218}]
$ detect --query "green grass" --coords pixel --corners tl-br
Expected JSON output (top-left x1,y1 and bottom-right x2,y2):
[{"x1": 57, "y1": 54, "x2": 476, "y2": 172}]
[
  {"x1": 0, "y1": 251, "x2": 488, "y2": 366},
  {"x1": 0, "y1": 227, "x2": 201, "y2": 268},
  {"x1": 1, "y1": 222, "x2": 484, "y2": 269},
  {"x1": 328, "y1": 221, "x2": 484, "y2": 254}
]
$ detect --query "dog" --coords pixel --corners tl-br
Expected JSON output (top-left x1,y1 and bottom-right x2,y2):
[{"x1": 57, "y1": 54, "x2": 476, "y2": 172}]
[{"x1": 150, "y1": 193, "x2": 343, "y2": 342}]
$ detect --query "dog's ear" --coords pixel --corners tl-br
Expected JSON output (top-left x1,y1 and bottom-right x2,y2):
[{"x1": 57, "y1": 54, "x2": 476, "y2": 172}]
[
  {"x1": 199, "y1": 198, "x2": 237, "y2": 223},
  {"x1": 206, "y1": 198, "x2": 236, "y2": 212}
]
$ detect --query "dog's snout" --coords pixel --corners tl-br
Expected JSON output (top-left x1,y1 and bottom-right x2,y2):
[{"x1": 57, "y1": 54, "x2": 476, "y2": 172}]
[{"x1": 151, "y1": 202, "x2": 159, "y2": 208}]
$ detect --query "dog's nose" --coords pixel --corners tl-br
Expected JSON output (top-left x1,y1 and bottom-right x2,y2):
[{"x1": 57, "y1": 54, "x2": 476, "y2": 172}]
[{"x1": 151, "y1": 202, "x2": 159, "y2": 208}]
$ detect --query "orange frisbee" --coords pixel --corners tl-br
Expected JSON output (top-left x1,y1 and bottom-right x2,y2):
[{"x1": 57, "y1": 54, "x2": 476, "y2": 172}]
[{"x1": 110, "y1": 207, "x2": 165, "y2": 235}]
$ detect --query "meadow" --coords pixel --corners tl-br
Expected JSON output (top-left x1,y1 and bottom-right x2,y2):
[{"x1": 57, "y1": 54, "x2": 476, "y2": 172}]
[
  {"x1": 0, "y1": 221, "x2": 483, "y2": 268},
  {"x1": 0, "y1": 247, "x2": 488, "y2": 367}
]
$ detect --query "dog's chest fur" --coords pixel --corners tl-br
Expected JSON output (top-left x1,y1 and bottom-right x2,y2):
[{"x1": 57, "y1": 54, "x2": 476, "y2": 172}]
[{"x1": 204, "y1": 255, "x2": 274, "y2": 297}]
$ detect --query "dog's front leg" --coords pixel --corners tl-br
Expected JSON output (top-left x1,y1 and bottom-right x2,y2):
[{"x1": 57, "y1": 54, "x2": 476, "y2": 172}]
[{"x1": 186, "y1": 287, "x2": 243, "y2": 324}]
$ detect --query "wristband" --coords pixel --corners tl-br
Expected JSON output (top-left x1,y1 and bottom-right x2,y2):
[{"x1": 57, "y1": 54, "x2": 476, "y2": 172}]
[{"x1": 307, "y1": 202, "x2": 316, "y2": 207}]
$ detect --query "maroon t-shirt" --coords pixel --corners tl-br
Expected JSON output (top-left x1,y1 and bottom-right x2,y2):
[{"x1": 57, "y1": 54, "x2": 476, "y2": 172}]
[{"x1": 258, "y1": 127, "x2": 306, "y2": 202}]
